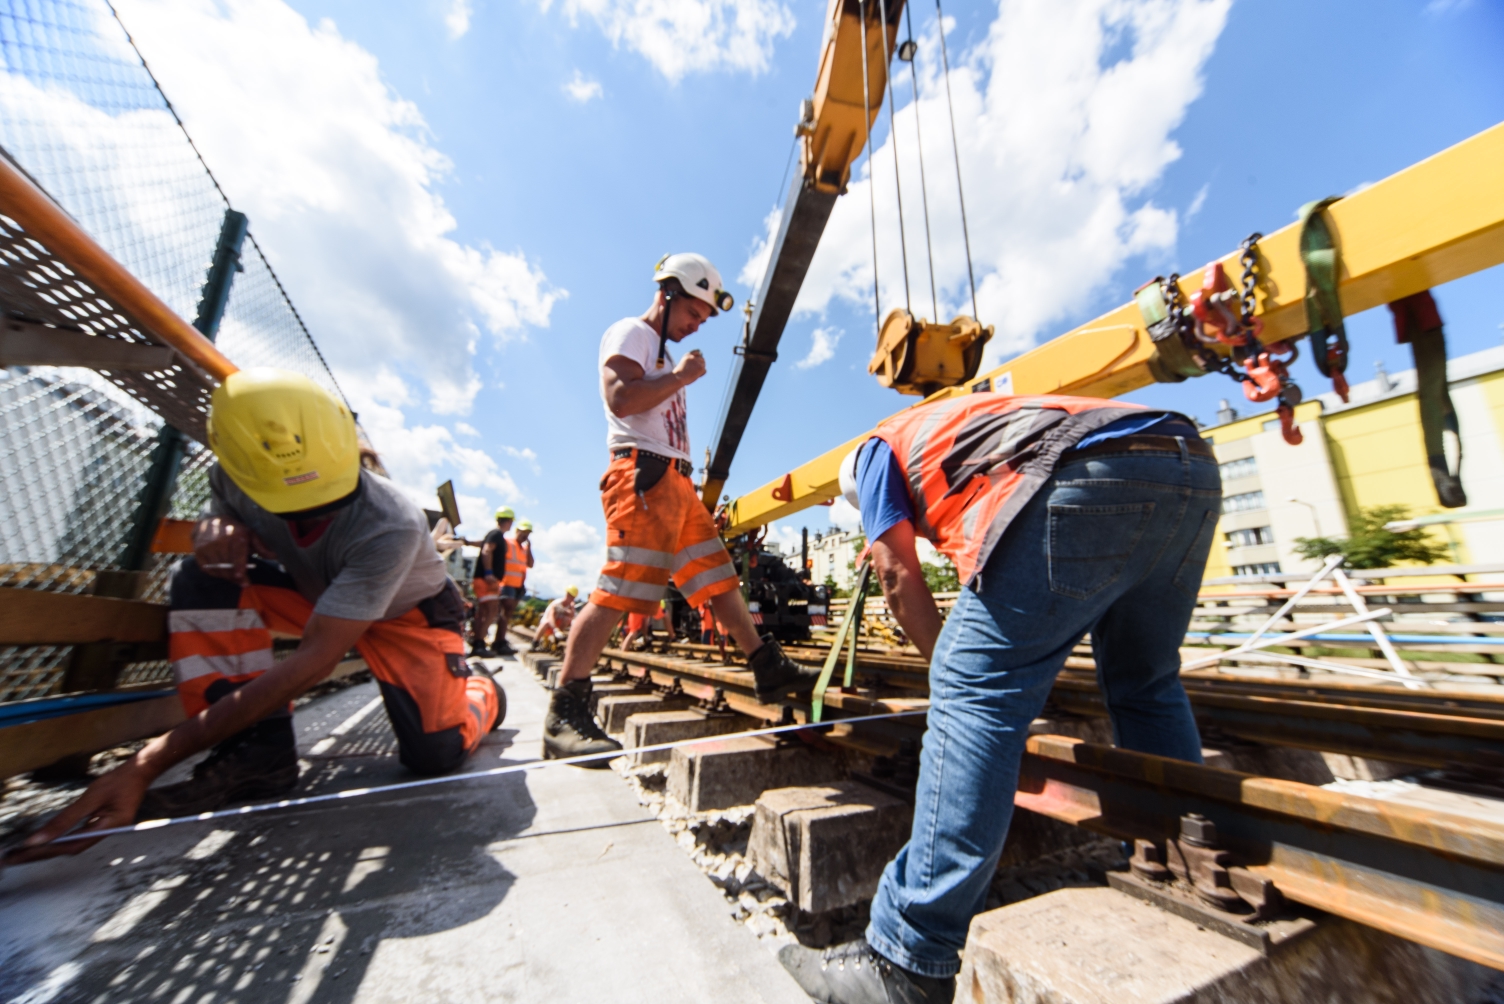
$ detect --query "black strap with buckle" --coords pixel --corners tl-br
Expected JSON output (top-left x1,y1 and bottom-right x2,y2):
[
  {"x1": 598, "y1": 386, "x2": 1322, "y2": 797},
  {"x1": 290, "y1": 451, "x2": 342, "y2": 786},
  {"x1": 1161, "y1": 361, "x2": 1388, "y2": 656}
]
[{"x1": 613, "y1": 447, "x2": 694, "y2": 478}]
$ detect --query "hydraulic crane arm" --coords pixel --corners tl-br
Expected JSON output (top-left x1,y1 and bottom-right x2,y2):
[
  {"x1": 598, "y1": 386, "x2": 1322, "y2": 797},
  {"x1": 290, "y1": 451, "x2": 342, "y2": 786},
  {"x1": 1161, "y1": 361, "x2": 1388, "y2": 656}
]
[
  {"x1": 719, "y1": 121, "x2": 1504, "y2": 535},
  {"x1": 701, "y1": 0, "x2": 905, "y2": 507}
]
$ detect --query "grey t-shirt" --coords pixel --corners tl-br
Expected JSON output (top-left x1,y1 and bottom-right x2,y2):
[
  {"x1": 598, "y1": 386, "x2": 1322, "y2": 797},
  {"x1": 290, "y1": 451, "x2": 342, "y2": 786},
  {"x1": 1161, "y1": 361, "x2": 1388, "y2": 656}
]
[{"x1": 206, "y1": 466, "x2": 450, "y2": 622}]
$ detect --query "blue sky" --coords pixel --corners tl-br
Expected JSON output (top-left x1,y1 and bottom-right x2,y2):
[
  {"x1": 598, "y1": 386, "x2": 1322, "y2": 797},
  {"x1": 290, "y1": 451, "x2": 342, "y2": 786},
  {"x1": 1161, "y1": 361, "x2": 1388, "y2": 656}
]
[{"x1": 113, "y1": 0, "x2": 1504, "y2": 595}]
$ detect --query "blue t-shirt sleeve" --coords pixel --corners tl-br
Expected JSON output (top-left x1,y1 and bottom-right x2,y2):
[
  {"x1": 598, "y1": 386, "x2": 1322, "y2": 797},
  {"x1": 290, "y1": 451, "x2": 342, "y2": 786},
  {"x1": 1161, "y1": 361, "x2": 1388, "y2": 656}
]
[{"x1": 855, "y1": 439, "x2": 915, "y2": 543}]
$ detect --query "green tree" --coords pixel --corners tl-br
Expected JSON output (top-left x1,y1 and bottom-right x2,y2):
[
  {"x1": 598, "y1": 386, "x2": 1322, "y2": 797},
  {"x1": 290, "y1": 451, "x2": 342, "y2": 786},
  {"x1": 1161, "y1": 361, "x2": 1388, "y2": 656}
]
[
  {"x1": 922, "y1": 557, "x2": 960, "y2": 592},
  {"x1": 1292, "y1": 504, "x2": 1450, "y2": 570}
]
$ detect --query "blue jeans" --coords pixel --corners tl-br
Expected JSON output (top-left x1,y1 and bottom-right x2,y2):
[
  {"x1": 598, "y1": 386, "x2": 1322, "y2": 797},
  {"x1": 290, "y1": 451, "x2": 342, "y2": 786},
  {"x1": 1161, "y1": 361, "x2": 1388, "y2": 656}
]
[{"x1": 865, "y1": 442, "x2": 1222, "y2": 977}]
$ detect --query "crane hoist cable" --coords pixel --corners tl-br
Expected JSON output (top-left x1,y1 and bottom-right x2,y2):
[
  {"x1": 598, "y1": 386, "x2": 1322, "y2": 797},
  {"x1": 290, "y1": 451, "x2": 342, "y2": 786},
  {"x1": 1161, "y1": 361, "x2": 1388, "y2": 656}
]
[
  {"x1": 859, "y1": 0, "x2": 882, "y2": 339},
  {"x1": 935, "y1": 0, "x2": 979, "y2": 321},
  {"x1": 877, "y1": 0, "x2": 912, "y2": 313},
  {"x1": 901, "y1": 3, "x2": 940, "y2": 322}
]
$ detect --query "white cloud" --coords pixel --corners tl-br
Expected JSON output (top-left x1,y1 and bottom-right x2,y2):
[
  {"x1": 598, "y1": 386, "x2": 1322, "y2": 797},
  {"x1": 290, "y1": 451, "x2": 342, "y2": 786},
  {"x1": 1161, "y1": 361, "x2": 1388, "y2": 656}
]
[
  {"x1": 795, "y1": 326, "x2": 842, "y2": 369},
  {"x1": 563, "y1": 69, "x2": 604, "y2": 103},
  {"x1": 445, "y1": 0, "x2": 473, "y2": 38},
  {"x1": 754, "y1": 0, "x2": 1230, "y2": 368},
  {"x1": 1185, "y1": 182, "x2": 1209, "y2": 221},
  {"x1": 545, "y1": 0, "x2": 795, "y2": 83},
  {"x1": 527, "y1": 519, "x2": 606, "y2": 598},
  {"x1": 348, "y1": 369, "x2": 528, "y2": 523},
  {"x1": 112, "y1": 0, "x2": 564, "y2": 404},
  {"x1": 828, "y1": 497, "x2": 861, "y2": 533},
  {"x1": 454, "y1": 422, "x2": 480, "y2": 437},
  {"x1": 501, "y1": 445, "x2": 542, "y2": 474}
]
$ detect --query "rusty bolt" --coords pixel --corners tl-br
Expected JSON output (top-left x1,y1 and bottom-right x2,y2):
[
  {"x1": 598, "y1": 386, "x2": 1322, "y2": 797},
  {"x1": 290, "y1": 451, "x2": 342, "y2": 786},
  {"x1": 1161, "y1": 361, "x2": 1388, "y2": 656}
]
[{"x1": 1180, "y1": 813, "x2": 1218, "y2": 848}]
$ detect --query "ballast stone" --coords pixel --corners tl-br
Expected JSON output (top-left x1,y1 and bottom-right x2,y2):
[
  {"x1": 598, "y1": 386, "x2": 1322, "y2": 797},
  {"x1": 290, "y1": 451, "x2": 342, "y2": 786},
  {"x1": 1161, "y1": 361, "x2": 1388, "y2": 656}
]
[
  {"x1": 624, "y1": 710, "x2": 749, "y2": 765},
  {"x1": 956, "y1": 885, "x2": 1495, "y2": 1004},
  {"x1": 747, "y1": 782, "x2": 912, "y2": 913},
  {"x1": 667, "y1": 735, "x2": 846, "y2": 812}
]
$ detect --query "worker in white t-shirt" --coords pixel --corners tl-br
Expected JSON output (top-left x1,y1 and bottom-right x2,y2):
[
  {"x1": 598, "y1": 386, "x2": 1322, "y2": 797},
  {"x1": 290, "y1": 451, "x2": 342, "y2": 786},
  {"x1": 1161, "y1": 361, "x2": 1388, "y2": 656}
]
[{"x1": 541, "y1": 253, "x2": 818, "y2": 763}]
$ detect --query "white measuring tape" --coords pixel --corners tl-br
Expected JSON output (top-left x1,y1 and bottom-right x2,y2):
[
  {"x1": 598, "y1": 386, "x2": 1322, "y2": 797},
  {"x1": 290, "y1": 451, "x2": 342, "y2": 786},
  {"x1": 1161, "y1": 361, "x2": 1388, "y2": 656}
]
[{"x1": 41, "y1": 709, "x2": 927, "y2": 847}]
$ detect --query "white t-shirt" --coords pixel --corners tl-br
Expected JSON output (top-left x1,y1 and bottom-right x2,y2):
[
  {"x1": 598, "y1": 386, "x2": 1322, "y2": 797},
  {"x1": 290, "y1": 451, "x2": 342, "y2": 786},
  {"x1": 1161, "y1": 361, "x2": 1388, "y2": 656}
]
[{"x1": 598, "y1": 317, "x2": 690, "y2": 461}]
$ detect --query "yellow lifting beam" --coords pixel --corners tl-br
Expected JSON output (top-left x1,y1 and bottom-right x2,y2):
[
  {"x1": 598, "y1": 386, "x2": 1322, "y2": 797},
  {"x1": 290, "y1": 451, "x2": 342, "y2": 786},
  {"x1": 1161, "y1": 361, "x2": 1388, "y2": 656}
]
[{"x1": 720, "y1": 121, "x2": 1504, "y2": 536}]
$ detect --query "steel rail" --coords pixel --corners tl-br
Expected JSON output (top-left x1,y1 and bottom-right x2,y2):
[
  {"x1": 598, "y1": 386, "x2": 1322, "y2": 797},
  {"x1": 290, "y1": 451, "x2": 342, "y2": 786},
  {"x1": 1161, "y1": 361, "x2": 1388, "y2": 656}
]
[
  {"x1": 589, "y1": 640, "x2": 1504, "y2": 769},
  {"x1": 1019, "y1": 735, "x2": 1504, "y2": 970},
  {"x1": 572, "y1": 643, "x2": 1504, "y2": 968}
]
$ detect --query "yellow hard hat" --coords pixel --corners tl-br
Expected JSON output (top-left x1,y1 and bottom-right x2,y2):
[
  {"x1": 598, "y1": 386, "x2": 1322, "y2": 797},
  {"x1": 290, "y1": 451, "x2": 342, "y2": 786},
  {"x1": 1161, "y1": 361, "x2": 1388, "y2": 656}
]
[
  {"x1": 495, "y1": 507, "x2": 515, "y2": 521},
  {"x1": 516, "y1": 519, "x2": 534, "y2": 532},
  {"x1": 566, "y1": 585, "x2": 579, "y2": 597},
  {"x1": 207, "y1": 368, "x2": 358, "y2": 515}
]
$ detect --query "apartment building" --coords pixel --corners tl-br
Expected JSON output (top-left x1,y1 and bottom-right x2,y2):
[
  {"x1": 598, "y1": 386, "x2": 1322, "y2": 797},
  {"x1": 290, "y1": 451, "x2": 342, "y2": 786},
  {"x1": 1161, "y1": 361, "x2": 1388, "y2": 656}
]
[
  {"x1": 806, "y1": 529, "x2": 864, "y2": 592},
  {"x1": 1201, "y1": 345, "x2": 1504, "y2": 579}
]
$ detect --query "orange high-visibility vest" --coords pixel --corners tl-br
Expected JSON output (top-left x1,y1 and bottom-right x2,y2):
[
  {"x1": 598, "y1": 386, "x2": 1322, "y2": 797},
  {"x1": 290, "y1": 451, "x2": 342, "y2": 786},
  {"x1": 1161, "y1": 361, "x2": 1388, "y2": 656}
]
[
  {"x1": 872, "y1": 394, "x2": 1156, "y2": 585},
  {"x1": 502, "y1": 535, "x2": 531, "y2": 588}
]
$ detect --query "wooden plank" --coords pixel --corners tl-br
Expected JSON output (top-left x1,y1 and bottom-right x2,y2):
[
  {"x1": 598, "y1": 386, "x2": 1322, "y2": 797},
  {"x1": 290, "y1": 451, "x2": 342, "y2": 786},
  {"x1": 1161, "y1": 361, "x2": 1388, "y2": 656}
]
[
  {"x1": 0, "y1": 588, "x2": 166, "y2": 645},
  {"x1": 0, "y1": 696, "x2": 184, "y2": 779}
]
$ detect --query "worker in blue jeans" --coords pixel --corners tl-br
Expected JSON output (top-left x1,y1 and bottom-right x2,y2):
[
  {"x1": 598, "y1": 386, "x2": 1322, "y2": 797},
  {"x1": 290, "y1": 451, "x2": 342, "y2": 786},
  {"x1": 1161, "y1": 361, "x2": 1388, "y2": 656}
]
[{"x1": 777, "y1": 393, "x2": 1221, "y2": 1004}]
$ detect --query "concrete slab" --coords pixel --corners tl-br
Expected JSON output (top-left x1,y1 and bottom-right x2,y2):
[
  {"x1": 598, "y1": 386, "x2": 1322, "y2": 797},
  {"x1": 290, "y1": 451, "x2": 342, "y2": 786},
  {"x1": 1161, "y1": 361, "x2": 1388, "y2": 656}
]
[
  {"x1": 667, "y1": 735, "x2": 847, "y2": 813},
  {"x1": 598, "y1": 693, "x2": 693, "y2": 734},
  {"x1": 588, "y1": 681, "x2": 648, "y2": 716},
  {"x1": 957, "y1": 885, "x2": 1494, "y2": 1004},
  {"x1": 625, "y1": 710, "x2": 749, "y2": 765},
  {"x1": 747, "y1": 782, "x2": 911, "y2": 913},
  {"x1": 0, "y1": 655, "x2": 810, "y2": 1004}
]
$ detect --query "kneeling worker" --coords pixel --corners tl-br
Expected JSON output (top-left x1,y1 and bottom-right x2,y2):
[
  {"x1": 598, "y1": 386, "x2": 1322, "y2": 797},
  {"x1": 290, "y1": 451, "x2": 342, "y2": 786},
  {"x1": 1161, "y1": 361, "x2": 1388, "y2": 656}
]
[
  {"x1": 9, "y1": 369, "x2": 504, "y2": 862},
  {"x1": 778, "y1": 392, "x2": 1220, "y2": 1003},
  {"x1": 529, "y1": 585, "x2": 579, "y2": 651},
  {"x1": 547, "y1": 252, "x2": 818, "y2": 762}
]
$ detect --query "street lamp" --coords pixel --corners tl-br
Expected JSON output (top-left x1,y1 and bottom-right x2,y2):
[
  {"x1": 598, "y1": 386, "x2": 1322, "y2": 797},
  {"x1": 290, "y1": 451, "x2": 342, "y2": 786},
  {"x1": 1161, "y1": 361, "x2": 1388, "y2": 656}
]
[{"x1": 1287, "y1": 497, "x2": 1322, "y2": 537}]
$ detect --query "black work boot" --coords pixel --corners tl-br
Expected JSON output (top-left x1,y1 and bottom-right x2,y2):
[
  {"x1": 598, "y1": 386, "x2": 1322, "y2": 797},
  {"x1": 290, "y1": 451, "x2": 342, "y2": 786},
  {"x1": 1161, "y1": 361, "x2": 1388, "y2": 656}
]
[
  {"x1": 748, "y1": 635, "x2": 822, "y2": 703},
  {"x1": 778, "y1": 939, "x2": 955, "y2": 1004},
  {"x1": 542, "y1": 679, "x2": 623, "y2": 766},
  {"x1": 136, "y1": 717, "x2": 299, "y2": 821},
  {"x1": 469, "y1": 662, "x2": 509, "y2": 731}
]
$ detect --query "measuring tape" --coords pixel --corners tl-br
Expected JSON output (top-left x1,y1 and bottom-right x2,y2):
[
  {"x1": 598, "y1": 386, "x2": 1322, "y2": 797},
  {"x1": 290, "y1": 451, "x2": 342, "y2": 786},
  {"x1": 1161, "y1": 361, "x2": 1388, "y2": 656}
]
[{"x1": 36, "y1": 709, "x2": 927, "y2": 848}]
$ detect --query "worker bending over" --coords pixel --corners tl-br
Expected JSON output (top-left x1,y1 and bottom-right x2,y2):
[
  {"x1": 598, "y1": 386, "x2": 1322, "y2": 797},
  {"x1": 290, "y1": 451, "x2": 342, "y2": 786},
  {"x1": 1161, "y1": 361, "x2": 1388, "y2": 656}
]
[
  {"x1": 528, "y1": 585, "x2": 579, "y2": 651},
  {"x1": 471, "y1": 508, "x2": 514, "y2": 656},
  {"x1": 496, "y1": 518, "x2": 534, "y2": 647},
  {"x1": 777, "y1": 393, "x2": 1219, "y2": 1004},
  {"x1": 8, "y1": 370, "x2": 504, "y2": 862},
  {"x1": 547, "y1": 253, "x2": 817, "y2": 762}
]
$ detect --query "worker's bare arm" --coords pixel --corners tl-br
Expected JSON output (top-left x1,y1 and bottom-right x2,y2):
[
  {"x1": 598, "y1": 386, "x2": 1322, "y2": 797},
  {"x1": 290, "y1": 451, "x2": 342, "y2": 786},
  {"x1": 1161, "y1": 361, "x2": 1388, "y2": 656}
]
[
  {"x1": 871, "y1": 520, "x2": 943, "y2": 663},
  {"x1": 481, "y1": 540, "x2": 497, "y2": 575},
  {"x1": 7, "y1": 613, "x2": 371, "y2": 863},
  {"x1": 602, "y1": 352, "x2": 705, "y2": 419}
]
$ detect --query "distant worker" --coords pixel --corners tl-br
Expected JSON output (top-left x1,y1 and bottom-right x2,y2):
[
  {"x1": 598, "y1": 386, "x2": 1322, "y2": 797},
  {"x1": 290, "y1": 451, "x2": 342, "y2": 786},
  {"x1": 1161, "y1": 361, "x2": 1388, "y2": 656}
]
[
  {"x1": 528, "y1": 585, "x2": 579, "y2": 651},
  {"x1": 776, "y1": 393, "x2": 1220, "y2": 1002},
  {"x1": 620, "y1": 600, "x2": 667, "y2": 651},
  {"x1": 8, "y1": 370, "x2": 504, "y2": 863},
  {"x1": 547, "y1": 253, "x2": 817, "y2": 763},
  {"x1": 471, "y1": 507, "x2": 514, "y2": 657},
  {"x1": 495, "y1": 518, "x2": 535, "y2": 649}
]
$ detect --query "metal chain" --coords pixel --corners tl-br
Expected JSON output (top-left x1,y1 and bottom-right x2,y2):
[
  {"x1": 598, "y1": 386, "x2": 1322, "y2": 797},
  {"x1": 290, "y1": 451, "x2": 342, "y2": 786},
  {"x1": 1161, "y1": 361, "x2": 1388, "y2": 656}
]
[{"x1": 1238, "y1": 232, "x2": 1263, "y2": 331}]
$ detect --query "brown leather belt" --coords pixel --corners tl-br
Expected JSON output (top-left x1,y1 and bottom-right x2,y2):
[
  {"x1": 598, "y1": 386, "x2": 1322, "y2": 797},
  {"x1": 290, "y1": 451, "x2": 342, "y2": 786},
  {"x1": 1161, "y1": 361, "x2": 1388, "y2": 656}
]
[
  {"x1": 1061, "y1": 433, "x2": 1214, "y2": 464},
  {"x1": 612, "y1": 446, "x2": 694, "y2": 477}
]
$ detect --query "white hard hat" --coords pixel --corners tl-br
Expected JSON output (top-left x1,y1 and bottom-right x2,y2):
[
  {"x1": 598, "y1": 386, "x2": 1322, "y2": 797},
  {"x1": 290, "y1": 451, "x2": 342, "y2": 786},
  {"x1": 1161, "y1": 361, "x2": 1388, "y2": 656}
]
[
  {"x1": 838, "y1": 443, "x2": 866, "y2": 511},
  {"x1": 654, "y1": 253, "x2": 734, "y2": 315}
]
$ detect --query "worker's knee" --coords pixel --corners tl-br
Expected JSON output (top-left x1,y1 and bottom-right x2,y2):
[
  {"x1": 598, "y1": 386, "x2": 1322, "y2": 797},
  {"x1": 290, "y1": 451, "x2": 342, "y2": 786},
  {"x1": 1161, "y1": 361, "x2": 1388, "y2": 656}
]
[{"x1": 378, "y1": 681, "x2": 469, "y2": 775}]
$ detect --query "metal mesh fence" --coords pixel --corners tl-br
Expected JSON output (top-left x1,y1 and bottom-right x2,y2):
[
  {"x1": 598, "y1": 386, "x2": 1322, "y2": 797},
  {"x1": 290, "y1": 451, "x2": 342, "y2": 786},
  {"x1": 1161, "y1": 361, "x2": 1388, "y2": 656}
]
[{"x1": 0, "y1": 0, "x2": 347, "y2": 702}]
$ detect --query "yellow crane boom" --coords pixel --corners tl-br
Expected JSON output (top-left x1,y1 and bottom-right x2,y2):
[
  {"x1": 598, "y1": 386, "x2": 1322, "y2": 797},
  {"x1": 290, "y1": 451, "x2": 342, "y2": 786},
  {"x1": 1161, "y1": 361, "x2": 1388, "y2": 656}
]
[{"x1": 719, "y1": 121, "x2": 1504, "y2": 536}]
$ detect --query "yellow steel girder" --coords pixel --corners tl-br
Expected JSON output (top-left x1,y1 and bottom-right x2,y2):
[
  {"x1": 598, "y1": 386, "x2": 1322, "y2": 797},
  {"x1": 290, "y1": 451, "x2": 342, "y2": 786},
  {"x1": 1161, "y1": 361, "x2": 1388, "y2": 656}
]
[{"x1": 721, "y1": 121, "x2": 1504, "y2": 536}]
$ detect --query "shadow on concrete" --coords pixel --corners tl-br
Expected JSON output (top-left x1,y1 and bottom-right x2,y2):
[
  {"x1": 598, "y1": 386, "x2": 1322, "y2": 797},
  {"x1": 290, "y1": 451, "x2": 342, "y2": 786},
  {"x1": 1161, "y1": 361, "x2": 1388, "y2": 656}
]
[{"x1": 4, "y1": 755, "x2": 538, "y2": 1002}]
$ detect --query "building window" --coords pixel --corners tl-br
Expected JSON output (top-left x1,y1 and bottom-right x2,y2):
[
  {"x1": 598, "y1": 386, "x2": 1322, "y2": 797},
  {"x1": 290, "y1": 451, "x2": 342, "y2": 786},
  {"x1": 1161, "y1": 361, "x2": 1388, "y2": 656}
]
[
  {"x1": 1222, "y1": 491, "x2": 1266, "y2": 514},
  {"x1": 1225, "y1": 526, "x2": 1273, "y2": 548},
  {"x1": 1232, "y1": 562, "x2": 1282, "y2": 577},
  {"x1": 1218, "y1": 456, "x2": 1258, "y2": 481}
]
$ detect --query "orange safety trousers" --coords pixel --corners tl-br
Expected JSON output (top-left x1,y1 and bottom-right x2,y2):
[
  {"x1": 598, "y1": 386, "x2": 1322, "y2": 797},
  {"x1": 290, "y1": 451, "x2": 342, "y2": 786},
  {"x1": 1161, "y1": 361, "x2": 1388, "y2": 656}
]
[
  {"x1": 592, "y1": 450, "x2": 740, "y2": 615},
  {"x1": 168, "y1": 558, "x2": 498, "y2": 775}
]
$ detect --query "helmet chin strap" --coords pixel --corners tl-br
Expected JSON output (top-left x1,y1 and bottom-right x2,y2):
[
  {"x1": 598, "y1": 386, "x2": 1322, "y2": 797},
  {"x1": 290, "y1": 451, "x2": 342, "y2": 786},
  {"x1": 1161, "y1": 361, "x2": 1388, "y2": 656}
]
[{"x1": 657, "y1": 286, "x2": 675, "y2": 369}]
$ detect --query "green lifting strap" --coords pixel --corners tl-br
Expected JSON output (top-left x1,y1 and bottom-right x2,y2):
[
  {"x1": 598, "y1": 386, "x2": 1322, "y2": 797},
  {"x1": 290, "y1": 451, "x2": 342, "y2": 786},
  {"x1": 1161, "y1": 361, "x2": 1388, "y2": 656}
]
[
  {"x1": 811, "y1": 561, "x2": 872, "y2": 723},
  {"x1": 1389, "y1": 291, "x2": 1467, "y2": 509},
  {"x1": 1297, "y1": 196, "x2": 1349, "y2": 394}
]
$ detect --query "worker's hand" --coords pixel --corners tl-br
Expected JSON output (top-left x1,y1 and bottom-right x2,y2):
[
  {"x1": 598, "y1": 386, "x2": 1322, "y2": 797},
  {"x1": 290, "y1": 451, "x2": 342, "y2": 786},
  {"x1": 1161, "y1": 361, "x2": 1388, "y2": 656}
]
[
  {"x1": 193, "y1": 516, "x2": 255, "y2": 586},
  {"x1": 673, "y1": 349, "x2": 706, "y2": 387},
  {"x1": 3, "y1": 760, "x2": 152, "y2": 865}
]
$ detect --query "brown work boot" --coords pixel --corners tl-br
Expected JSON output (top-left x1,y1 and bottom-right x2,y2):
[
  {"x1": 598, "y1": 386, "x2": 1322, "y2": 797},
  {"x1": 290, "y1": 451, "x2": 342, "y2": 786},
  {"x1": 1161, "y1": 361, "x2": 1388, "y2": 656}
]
[
  {"x1": 136, "y1": 718, "x2": 299, "y2": 821},
  {"x1": 748, "y1": 635, "x2": 821, "y2": 703},
  {"x1": 542, "y1": 679, "x2": 622, "y2": 766}
]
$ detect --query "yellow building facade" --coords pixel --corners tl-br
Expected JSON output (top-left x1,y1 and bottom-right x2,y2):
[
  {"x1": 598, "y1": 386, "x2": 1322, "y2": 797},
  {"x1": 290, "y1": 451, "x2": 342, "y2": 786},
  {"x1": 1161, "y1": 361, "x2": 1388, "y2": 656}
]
[{"x1": 1200, "y1": 346, "x2": 1504, "y2": 581}]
